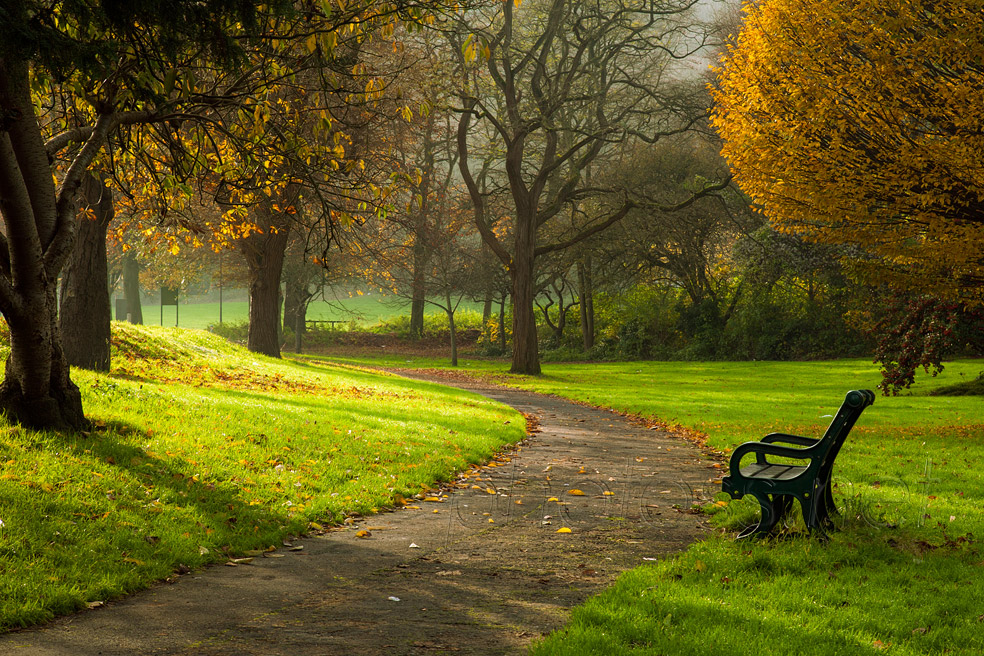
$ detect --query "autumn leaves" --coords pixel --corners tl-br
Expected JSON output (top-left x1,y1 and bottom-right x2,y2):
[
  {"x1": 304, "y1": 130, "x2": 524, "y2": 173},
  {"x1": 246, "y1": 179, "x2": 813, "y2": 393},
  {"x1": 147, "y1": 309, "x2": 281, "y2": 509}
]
[{"x1": 712, "y1": 0, "x2": 984, "y2": 303}]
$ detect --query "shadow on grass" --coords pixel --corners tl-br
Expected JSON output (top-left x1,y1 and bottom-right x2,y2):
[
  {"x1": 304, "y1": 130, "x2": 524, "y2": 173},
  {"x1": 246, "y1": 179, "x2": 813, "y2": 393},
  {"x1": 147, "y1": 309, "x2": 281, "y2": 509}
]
[{"x1": 46, "y1": 419, "x2": 297, "y2": 551}]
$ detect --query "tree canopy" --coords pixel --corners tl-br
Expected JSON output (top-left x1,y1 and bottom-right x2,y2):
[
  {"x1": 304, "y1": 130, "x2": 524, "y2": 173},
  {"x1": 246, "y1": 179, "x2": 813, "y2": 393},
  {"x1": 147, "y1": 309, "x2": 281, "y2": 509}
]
[
  {"x1": 711, "y1": 0, "x2": 984, "y2": 302},
  {"x1": 0, "y1": 0, "x2": 461, "y2": 428}
]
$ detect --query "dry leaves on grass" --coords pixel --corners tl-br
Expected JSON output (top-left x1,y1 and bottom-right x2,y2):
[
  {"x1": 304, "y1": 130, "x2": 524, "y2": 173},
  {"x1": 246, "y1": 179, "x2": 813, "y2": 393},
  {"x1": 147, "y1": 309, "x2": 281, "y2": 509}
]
[{"x1": 112, "y1": 360, "x2": 410, "y2": 400}]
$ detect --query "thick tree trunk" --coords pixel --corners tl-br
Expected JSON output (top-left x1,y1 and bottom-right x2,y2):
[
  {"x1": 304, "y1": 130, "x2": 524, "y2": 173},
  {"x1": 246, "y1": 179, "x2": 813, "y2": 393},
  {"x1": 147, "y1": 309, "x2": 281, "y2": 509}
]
[
  {"x1": 510, "y1": 225, "x2": 540, "y2": 374},
  {"x1": 1, "y1": 299, "x2": 86, "y2": 430},
  {"x1": 510, "y1": 277, "x2": 540, "y2": 373},
  {"x1": 0, "y1": 55, "x2": 87, "y2": 430},
  {"x1": 59, "y1": 174, "x2": 112, "y2": 371},
  {"x1": 122, "y1": 251, "x2": 143, "y2": 324},
  {"x1": 578, "y1": 258, "x2": 594, "y2": 351},
  {"x1": 240, "y1": 203, "x2": 290, "y2": 358}
]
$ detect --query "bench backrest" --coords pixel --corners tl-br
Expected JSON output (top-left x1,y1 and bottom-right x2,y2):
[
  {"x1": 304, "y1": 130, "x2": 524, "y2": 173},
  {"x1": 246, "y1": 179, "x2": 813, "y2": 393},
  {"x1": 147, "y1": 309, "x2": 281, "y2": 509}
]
[{"x1": 817, "y1": 389, "x2": 875, "y2": 480}]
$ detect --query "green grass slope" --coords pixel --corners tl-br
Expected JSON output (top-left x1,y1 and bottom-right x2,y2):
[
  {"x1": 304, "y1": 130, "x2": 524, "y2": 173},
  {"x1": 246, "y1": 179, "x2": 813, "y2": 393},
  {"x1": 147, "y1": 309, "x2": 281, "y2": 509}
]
[{"x1": 0, "y1": 324, "x2": 524, "y2": 629}]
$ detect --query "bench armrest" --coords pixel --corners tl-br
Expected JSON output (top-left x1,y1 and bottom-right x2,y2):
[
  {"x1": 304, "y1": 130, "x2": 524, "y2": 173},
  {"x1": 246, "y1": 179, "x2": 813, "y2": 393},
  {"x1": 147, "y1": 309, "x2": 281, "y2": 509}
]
[
  {"x1": 761, "y1": 432, "x2": 819, "y2": 447},
  {"x1": 728, "y1": 440, "x2": 822, "y2": 472}
]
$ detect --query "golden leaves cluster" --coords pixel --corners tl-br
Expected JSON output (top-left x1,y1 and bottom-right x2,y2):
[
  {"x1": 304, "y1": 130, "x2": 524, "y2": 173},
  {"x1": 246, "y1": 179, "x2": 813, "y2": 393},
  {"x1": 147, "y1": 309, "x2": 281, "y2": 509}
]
[{"x1": 712, "y1": 0, "x2": 984, "y2": 301}]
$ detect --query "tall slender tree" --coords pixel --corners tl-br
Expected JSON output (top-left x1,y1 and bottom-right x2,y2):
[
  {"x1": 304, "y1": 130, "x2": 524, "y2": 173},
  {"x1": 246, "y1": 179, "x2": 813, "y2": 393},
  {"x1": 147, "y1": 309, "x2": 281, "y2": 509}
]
[{"x1": 449, "y1": 0, "x2": 725, "y2": 373}]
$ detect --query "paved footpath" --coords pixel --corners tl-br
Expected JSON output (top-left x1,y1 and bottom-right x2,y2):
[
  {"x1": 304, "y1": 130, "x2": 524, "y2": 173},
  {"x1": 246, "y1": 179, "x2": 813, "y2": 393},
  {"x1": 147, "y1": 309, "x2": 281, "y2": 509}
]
[{"x1": 0, "y1": 376, "x2": 721, "y2": 655}]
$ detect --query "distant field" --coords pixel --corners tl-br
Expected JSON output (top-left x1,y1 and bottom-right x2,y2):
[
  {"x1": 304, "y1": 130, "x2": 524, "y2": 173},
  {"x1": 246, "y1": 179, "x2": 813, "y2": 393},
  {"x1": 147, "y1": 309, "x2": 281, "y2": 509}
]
[{"x1": 141, "y1": 294, "x2": 484, "y2": 330}]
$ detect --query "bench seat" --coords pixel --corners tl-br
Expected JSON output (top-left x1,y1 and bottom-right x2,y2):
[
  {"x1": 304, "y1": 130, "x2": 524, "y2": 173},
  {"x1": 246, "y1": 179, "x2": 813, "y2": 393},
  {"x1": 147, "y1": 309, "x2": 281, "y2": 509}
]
[{"x1": 738, "y1": 463, "x2": 807, "y2": 480}]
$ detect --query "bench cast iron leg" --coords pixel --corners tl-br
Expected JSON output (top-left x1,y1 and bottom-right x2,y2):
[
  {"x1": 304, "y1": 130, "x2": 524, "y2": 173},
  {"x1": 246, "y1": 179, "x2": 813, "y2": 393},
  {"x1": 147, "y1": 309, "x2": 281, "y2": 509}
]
[
  {"x1": 800, "y1": 485, "x2": 832, "y2": 541},
  {"x1": 736, "y1": 492, "x2": 781, "y2": 539}
]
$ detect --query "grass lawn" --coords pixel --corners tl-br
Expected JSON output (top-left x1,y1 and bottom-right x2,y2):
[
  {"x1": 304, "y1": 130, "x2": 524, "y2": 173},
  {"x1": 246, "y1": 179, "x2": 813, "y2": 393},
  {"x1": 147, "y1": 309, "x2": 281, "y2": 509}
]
[
  {"x1": 0, "y1": 324, "x2": 525, "y2": 630},
  {"x1": 323, "y1": 353, "x2": 984, "y2": 655}
]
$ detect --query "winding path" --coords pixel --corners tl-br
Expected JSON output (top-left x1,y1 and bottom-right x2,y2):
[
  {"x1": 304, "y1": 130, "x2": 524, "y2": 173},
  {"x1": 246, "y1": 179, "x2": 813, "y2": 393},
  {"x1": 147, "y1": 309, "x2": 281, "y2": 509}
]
[{"x1": 0, "y1": 376, "x2": 718, "y2": 655}]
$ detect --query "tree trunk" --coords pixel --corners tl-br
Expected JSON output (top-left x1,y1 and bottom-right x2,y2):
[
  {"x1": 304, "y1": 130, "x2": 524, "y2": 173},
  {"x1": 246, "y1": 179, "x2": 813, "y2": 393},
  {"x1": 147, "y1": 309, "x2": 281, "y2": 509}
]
[
  {"x1": 510, "y1": 225, "x2": 540, "y2": 374},
  {"x1": 409, "y1": 241, "x2": 427, "y2": 340},
  {"x1": 240, "y1": 203, "x2": 290, "y2": 358},
  {"x1": 578, "y1": 258, "x2": 594, "y2": 351},
  {"x1": 409, "y1": 293, "x2": 425, "y2": 341},
  {"x1": 445, "y1": 293, "x2": 458, "y2": 367},
  {"x1": 1, "y1": 299, "x2": 86, "y2": 430},
  {"x1": 481, "y1": 295, "x2": 493, "y2": 345},
  {"x1": 282, "y1": 279, "x2": 304, "y2": 335},
  {"x1": 59, "y1": 173, "x2": 113, "y2": 371},
  {"x1": 554, "y1": 298, "x2": 567, "y2": 343},
  {"x1": 122, "y1": 250, "x2": 143, "y2": 324},
  {"x1": 294, "y1": 300, "x2": 305, "y2": 353},
  {"x1": 0, "y1": 56, "x2": 87, "y2": 430},
  {"x1": 281, "y1": 237, "x2": 319, "y2": 347},
  {"x1": 498, "y1": 296, "x2": 507, "y2": 351},
  {"x1": 283, "y1": 279, "x2": 311, "y2": 353}
]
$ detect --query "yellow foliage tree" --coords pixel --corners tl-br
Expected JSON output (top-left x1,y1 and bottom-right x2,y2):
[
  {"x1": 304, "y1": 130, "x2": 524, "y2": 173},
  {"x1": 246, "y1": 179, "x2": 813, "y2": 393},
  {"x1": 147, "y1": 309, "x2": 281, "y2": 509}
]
[{"x1": 711, "y1": 0, "x2": 984, "y2": 302}]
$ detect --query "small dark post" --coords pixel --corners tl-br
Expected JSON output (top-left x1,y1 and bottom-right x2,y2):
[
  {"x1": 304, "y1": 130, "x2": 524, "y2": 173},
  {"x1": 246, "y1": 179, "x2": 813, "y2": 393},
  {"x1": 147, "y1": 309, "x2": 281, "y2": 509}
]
[
  {"x1": 161, "y1": 286, "x2": 180, "y2": 327},
  {"x1": 295, "y1": 309, "x2": 303, "y2": 353}
]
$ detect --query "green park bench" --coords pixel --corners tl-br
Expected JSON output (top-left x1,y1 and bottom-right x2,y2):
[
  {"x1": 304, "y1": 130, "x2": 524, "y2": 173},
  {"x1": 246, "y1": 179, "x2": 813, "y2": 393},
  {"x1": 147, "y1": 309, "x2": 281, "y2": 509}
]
[{"x1": 721, "y1": 389, "x2": 875, "y2": 539}]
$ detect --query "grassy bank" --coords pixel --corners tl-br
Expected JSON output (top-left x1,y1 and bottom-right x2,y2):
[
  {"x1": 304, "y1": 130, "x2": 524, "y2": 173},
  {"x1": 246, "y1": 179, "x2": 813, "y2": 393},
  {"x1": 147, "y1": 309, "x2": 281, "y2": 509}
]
[
  {"x1": 0, "y1": 325, "x2": 524, "y2": 630},
  {"x1": 325, "y1": 354, "x2": 984, "y2": 655}
]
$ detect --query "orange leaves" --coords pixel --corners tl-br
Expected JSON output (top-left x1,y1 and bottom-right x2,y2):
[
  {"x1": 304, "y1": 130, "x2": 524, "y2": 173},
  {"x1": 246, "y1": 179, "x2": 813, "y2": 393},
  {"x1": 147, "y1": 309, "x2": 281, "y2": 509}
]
[{"x1": 712, "y1": 0, "x2": 984, "y2": 301}]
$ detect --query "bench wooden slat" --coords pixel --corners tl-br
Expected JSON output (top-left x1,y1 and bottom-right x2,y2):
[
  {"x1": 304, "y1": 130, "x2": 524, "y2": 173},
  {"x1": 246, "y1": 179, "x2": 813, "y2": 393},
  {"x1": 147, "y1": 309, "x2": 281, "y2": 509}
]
[{"x1": 738, "y1": 463, "x2": 807, "y2": 481}]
